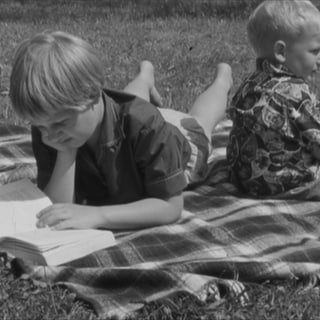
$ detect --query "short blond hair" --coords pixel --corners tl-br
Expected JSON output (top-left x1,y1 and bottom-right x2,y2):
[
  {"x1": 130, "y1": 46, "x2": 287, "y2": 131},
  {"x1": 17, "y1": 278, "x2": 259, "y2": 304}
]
[
  {"x1": 247, "y1": 0, "x2": 320, "y2": 57},
  {"x1": 9, "y1": 31, "x2": 104, "y2": 119}
]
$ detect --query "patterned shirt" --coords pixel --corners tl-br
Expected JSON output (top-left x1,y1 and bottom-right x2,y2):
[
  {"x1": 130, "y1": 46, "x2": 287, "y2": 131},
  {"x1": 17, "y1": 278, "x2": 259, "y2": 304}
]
[{"x1": 227, "y1": 59, "x2": 320, "y2": 196}]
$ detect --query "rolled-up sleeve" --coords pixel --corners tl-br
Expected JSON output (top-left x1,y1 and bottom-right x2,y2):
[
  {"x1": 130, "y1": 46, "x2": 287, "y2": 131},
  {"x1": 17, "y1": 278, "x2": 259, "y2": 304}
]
[{"x1": 133, "y1": 112, "x2": 191, "y2": 199}]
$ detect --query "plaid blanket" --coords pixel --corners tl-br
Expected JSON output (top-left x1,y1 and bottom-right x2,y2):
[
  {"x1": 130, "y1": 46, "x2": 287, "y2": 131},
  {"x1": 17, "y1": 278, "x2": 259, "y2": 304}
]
[
  {"x1": 0, "y1": 122, "x2": 37, "y2": 185},
  {"x1": 4, "y1": 120, "x2": 320, "y2": 319}
]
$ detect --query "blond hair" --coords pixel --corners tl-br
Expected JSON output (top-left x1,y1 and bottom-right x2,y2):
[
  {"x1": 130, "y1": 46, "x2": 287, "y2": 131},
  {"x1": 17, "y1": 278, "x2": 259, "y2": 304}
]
[
  {"x1": 247, "y1": 0, "x2": 320, "y2": 57},
  {"x1": 9, "y1": 31, "x2": 104, "y2": 119}
]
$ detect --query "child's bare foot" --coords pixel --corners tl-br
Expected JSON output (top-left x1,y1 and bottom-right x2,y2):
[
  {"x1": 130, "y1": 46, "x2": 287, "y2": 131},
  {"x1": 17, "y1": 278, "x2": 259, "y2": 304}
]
[
  {"x1": 211, "y1": 63, "x2": 233, "y2": 123},
  {"x1": 188, "y1": 62, "x2": 233, "y2": 136},
  {"x1": 215, "y1": 63, "x2": 233, "y2": 92},
  {"x1": 139, "y1": 60, "x2": 163, "y2": 107}
]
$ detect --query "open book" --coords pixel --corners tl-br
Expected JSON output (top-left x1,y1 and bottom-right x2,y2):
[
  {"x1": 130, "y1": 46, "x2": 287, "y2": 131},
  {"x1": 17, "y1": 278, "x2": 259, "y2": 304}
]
[{"x1": 0, "y1": 179, "x2": 116, "y2": 266}]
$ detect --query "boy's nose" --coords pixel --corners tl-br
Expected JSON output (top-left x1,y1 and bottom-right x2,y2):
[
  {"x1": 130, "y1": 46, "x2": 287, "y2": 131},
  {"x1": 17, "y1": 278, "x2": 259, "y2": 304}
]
[
  {"x1": 39, "y1": 127, "x2": 49, "y2": 137},
  {"x1": 42, "y1": 127, "x2": 63, "y2": 141},
  {"x1": 47, "y1": 130, "x2": 63, "y2": 141}
]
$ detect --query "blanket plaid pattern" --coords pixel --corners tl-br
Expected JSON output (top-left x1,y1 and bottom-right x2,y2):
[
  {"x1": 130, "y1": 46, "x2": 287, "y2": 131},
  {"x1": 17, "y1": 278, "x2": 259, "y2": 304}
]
[
  {"x1": 0, "y1": 122, "x2": 37, "y2": 185},
  {"x1": 5, "y1": 119, "x2": 320, "y2": 319}
]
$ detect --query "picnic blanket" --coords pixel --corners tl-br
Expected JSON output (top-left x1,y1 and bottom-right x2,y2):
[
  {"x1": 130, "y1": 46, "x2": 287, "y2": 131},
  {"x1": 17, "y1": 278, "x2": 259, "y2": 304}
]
[
  {"x1": 0, "y1": 121, "x2": 37, "y2": 185},
  {"x1": 3, "y1": 119, "x2": 320, "y2": 319}
]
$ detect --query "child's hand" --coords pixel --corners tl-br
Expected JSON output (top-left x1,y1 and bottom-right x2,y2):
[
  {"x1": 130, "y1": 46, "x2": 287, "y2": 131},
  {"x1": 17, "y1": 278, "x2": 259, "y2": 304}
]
[{"x1": 36, "y1": 204, "x2": 104, "y2": 230}]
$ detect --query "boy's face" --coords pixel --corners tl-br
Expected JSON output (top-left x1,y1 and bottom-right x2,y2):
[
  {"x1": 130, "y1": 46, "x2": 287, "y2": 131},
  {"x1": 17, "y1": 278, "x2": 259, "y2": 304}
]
[
  {"x1": 284, "y1": 26, "x2": 320, "y2": 80},
  {"x1": 31, "y1": 103, "x2": 100, "y2": 150}
]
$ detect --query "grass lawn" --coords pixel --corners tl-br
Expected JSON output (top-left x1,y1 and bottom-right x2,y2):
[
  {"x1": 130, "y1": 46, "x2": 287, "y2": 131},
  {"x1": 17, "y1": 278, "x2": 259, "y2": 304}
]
[
  {"x1": 0, "y1": 0, "x2": 259, "y2": 122},
  {"x1": 1, "y1": 0, "x2": 320, "y2": 319}
]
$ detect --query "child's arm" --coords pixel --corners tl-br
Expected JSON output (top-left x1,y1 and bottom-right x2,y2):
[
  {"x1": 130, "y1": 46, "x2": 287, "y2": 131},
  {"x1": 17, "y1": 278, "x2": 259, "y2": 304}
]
[
  {"x1": 36, "y1": 193, "x2": 183, "y2": 230},
  {"x1": 44, "y1": 149, "x2": 77, "y2": 203},
  {"x1": 31, "y1": 126, "x2": 77, "y2": 203},
  {"x1": 287, "y1": 85, "x2": 320, "y2": 161}
]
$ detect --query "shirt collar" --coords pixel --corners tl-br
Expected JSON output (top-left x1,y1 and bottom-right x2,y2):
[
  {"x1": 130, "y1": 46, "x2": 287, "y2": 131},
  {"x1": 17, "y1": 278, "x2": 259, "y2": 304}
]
[
  {"x1": 97, "y1": 89, "x2": 125, "y2": 148},
  {"x1": 256, "y1": 58, "x2": 296, "y2": 78}
]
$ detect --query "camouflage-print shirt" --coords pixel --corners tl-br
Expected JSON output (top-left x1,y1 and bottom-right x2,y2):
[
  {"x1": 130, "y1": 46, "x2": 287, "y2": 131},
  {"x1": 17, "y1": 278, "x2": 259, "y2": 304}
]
[{"x1": 226, "y1": 58, "x2": 320, "y2": 196}]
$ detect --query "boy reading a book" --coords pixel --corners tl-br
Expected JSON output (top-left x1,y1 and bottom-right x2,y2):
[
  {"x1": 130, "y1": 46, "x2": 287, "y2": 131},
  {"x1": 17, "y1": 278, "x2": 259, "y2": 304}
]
[
  {"x1": 9, "y1": 31, "x2": 232, "y2": 230},
  {"x1": 226, "y1": 0, "x2": 320, "y2": 198}
]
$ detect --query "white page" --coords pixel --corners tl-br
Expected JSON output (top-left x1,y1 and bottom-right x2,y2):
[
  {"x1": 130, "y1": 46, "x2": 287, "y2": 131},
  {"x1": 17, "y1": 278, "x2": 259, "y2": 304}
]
[
  {"x1": 0, "y1": 179, "x2": 51, "y2": 236},
  {"x1": 1, "y1": 228, "x2": 116, "y2": 265},
  {"x1": 10, "y1": 229, "x2": 115, "y2": 250}
]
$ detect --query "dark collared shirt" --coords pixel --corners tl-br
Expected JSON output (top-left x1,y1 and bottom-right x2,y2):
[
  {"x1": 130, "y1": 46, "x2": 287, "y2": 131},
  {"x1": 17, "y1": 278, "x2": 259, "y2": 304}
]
[
  {"x1": 32, "y1": 88, "x2": 191, "y2": 205},
  {"x1": 227, "y1": 59, "x2": 320, "y2": 196}
]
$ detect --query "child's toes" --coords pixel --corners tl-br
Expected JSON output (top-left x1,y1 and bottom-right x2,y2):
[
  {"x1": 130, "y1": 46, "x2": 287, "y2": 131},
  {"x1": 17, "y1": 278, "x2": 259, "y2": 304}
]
[
  {"x1": 216, "y1": 63, "x2": 233, "y2": 88},
  {"x1": 139, "y1": 60, "x2": 155, "y2": 79}
]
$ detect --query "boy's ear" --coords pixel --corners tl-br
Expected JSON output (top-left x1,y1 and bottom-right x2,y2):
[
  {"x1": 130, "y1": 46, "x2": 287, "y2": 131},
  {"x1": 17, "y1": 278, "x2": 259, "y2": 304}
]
[{"x1": 273, "y1": 40, "x2": 287, "y2": 63}]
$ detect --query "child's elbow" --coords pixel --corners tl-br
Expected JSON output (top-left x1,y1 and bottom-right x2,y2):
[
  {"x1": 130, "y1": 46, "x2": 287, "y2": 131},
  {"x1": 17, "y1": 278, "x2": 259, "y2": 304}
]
[
  {"x1": 166, "y1": 207, "x2": 182, "y2": 224},
  {"x1": 163, "y1": 194, "x2": 183, "y2": 224}
]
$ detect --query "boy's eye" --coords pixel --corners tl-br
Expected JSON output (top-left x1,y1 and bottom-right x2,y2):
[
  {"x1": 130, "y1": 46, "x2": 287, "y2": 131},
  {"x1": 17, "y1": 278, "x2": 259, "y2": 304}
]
[
  {"x1": 35, "y1": 120, "x2": 67, "y2": 132},
  {"x1": 52, "y1": 119, "x2": 69, "y2": 129},
  {"x1": 311, "y1": 48, "x2": 320, "y2": 55}
]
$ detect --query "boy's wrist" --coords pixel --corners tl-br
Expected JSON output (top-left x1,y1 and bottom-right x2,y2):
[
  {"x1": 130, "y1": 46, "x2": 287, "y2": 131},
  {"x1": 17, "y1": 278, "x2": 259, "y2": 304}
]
[
  {"x1": 57, "y1": 148, "x2": 77, "y2": 161},
  {"x1": 93, "y1": 206, "x2": 111, "y2": 229}
]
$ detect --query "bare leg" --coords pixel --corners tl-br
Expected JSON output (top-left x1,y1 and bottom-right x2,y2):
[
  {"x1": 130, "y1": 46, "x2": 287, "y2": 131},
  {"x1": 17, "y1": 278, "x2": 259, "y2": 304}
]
[
  {"x1": 124, "y1": 61, "x2": 162, "y2": 107},
  {"x1": 189, "y1": 63, "x2": 233, "y2": 138}
]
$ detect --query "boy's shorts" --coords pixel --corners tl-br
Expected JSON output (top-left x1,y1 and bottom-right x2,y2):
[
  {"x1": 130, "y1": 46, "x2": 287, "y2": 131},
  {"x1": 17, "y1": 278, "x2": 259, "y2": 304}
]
[{"x1": 158, "y1": 108, "x2": 212, "y2": 186}]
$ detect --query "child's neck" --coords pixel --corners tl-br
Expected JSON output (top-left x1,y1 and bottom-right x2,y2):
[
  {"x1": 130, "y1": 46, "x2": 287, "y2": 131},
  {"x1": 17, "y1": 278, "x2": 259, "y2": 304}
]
[{"x1": 257, "y1": 55, "x2": 280, "y2": 66}]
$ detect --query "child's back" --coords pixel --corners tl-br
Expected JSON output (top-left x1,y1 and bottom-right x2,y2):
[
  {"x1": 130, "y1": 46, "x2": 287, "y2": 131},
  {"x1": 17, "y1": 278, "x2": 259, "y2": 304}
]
[{"x1": 226, "y1": 0, "x2": 320, "y2": 197}]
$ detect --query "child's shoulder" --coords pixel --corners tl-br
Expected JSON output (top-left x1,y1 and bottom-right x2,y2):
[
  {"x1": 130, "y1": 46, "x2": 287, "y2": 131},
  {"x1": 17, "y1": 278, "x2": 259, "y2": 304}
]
[
  {"x1": 273, "y1": 77, "x2": 315, "y2": 101},
  {"x1": 103, "y1": 87, "x2": 166, "y2": 131}
]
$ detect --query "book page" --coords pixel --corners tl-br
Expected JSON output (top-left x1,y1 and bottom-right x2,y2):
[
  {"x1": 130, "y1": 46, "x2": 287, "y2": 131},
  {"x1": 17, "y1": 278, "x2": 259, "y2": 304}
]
[
  {"x1": 11, "y1": 229, "x2": 115, "y2": 250},
  {"x1": 0, "y1": 179, "x2": 51, "y2": 236},
  {"x1": 1, "y1": 228, "x2": 116, "y2": 266}
]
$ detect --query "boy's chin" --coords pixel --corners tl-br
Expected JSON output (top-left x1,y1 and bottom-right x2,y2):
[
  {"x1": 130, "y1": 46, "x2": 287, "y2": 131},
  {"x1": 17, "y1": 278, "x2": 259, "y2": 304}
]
[
  {"x1": 70, "y1": 140, "x2": 86, "y2": 148},
  {"x1": 62, "y1": 138, "x2": 84, "y2": 149}
]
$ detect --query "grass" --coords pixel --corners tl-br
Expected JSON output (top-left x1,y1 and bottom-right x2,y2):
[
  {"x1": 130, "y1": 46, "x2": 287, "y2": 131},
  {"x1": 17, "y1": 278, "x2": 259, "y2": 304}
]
[
  {"x1": 0, "y1": 0, "x2": 258, "y2": 123},
  {"x1": 1, "y1": 0, "x2": 320, "y2": 319},
  {"x1": 0, "y1": 261, "x2": 96, "y2": 320}
]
